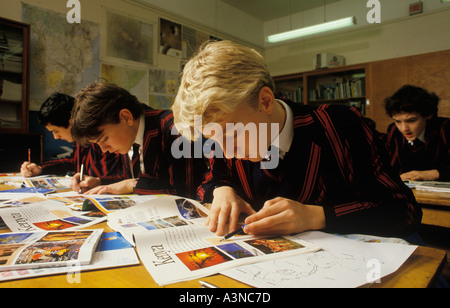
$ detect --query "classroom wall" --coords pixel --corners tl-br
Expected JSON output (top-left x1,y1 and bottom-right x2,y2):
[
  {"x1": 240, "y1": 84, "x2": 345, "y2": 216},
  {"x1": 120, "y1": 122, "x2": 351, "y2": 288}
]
[{"x1": 264, "y1": 8, "x2": 450, "y2": 76}]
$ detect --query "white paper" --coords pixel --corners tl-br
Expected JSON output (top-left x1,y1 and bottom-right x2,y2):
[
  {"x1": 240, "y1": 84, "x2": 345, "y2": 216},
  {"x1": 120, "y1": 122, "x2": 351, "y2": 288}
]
[{"x1": 221, "y1": 231, "x2": 417, "y2": 288}]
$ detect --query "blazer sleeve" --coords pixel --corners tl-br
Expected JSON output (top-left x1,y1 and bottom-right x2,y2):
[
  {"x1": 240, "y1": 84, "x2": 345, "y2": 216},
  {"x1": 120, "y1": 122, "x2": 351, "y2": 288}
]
[
  {"x1": 41, "y1": 142, "x2": 80, "y2": 175},
  {"x1": 319, "y1": 106, "x2": 422, "y2": 236}
]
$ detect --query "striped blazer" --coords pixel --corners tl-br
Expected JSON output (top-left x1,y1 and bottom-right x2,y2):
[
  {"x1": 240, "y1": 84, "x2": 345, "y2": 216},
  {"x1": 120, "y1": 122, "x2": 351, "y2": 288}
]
[
  {"x1": 132, "y1": 107, "x2": 206, "y2": 199},
  {"x1": 386, "y1": 116, "x2": 450, "y2": 181},
  {"x1": 198, "y1": 102, "x2": 422, "y2": 237},
  {"x1": 42, "y1": 143, "x2": 128, "y2": 184}
]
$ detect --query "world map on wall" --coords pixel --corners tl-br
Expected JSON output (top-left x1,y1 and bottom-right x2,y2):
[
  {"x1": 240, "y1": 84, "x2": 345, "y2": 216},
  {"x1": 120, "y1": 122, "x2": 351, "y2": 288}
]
[{"x1": 23, "y1": 4, "x2": 100, "y2": 111}]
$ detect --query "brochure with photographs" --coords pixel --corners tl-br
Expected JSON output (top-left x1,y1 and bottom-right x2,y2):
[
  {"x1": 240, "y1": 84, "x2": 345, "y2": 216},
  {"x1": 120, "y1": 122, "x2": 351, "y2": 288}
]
[
  {"x1": 0, "y1": 229, "x2": 103, "y2": 271},
  {"x1": 107, "y1": 196, "x2": 321, "y2": 286},
  {"x1": 0, "y1": 231, "x2": 140, "y2": 282}
]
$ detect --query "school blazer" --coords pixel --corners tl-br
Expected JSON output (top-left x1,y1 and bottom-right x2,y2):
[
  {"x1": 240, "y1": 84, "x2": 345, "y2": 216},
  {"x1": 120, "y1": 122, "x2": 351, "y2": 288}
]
[
  {"x1": 132, "y1": 107, "x2": 206, "y2": 199},
  {"x1": 42, "y1": 142, "x2": 128, "y2": 183},
  {"x1": 387, "y1": 116, "x2": 450, "y2": 181},
  {"x1": 198, "y1": 102, "x2": 422, "y2": 237}
]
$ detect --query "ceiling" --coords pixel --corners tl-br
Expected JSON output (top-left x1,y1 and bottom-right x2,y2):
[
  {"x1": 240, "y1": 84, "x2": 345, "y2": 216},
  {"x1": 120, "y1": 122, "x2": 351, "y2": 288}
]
[{"x1": 221, "y1": 0, "x2": 343, "y2": 21}]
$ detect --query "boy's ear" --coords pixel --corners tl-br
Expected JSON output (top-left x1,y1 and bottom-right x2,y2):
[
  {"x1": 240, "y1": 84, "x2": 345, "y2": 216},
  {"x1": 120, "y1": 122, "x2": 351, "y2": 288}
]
[
  {"x1": 258, "y1": 86, "x2": 275, "y2": 115},
  {"x1": 119, "y1": 109, "x2": 134, "y2": 125}
]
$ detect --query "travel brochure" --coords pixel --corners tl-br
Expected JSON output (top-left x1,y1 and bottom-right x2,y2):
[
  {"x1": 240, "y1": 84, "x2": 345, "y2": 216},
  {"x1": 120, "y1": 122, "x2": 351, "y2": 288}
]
[
  {"x1": 107, "y1": 195, "x2": 321, "y2": 286},
  {"x1": 0, "y1": 229, "x2": 102, "y2": 271}
]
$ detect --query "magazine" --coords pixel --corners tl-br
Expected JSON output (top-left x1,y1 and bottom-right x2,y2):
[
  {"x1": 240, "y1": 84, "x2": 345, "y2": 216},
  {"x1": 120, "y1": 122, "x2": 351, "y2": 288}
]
[
  {"x1": 0, "y1": 229, "x2": 102, "y2": 271},
  {"x1": 47, "y1": 191, "x2": 159, "y2": 214},
  {"x1": 23, "y1": 176, "x2": 72, "y2": 192},
  {"x1": 415, "y1": 181, "x2": 450, "y2": 193},
  {"x1": 107, "y1": 195, "x2": 321, "y2": 286},
  {"x1": 107, "y1": 195, "x2": 209, "y2": 246},
  {"x1": 0, "y1": 198, "x2": 106, "y2": 232},
  {"x1": 0, "y1": 231, "x2": 140, "y2": 281}
]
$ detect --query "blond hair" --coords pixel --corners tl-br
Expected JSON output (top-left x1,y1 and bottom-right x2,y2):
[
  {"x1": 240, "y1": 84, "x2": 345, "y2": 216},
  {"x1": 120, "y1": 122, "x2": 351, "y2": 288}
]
[{"x1": 172, "y1": 40, "x2": 274, "y2": 138}]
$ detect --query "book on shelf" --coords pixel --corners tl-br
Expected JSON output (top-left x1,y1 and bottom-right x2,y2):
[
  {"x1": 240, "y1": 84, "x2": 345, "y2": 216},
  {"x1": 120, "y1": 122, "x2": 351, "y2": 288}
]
[
  {"x1": 309, "y1": 75, "x2": 365, "y2": 101},
  {"x1": 0, "y1": 229, "x2": 103, "y2": 271}
]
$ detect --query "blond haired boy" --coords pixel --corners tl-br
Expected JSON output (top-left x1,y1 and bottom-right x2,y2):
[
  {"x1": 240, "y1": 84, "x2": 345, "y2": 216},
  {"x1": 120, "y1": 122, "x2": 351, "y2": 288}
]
[{"x1": 172, "y1": 40, "x2": 421, "y2": 241}]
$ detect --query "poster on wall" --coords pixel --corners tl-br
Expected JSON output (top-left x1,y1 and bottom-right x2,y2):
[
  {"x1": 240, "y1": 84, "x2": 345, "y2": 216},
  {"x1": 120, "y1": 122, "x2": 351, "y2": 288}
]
[
  {"x1": 159, "y1": 18, "x2": 182, "y2": 58},
  {"x1": 105, "y1": 10, "x2": 154, "y2": 65},
  {"x1": 101, "y1": 63, "x2": 149, "y2": 105},
  {"x1": 22, "y1": 4, "x2": 100, "y2": 111},
  {"x1": 148, "y1": 68, "x2": 179, "y2": 109}
]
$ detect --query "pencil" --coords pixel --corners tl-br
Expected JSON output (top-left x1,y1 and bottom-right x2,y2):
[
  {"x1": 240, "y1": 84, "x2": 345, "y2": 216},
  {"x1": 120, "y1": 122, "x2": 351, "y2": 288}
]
[
  {"x1": 28, "y1": 148, "x2": 31, "y2": 163},
  {"x1": 78, "y1": 164, "x2": 84, "y2": 194},
  {"x1": 223, "y1": 224, "x2": 247, "y2": 240}
]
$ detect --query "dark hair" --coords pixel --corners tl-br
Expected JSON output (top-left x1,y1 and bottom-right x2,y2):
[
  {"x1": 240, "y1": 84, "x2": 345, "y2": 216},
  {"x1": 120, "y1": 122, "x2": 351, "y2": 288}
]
[
  {"x1": 384, "y1": 85, "x2": 440, "y2": 118},
  {"x1": 38, "y1": 93, "x2": 74, "y2": 128},
  {"x1": 71, "y1": 82, "x2": 145, "y2": 146}
]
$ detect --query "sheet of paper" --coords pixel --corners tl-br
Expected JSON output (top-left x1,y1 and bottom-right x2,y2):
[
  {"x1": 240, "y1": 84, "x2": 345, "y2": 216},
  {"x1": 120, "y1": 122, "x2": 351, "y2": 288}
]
[{"x1": 221, "y1": 231, "x2": 417, "y2": 288}]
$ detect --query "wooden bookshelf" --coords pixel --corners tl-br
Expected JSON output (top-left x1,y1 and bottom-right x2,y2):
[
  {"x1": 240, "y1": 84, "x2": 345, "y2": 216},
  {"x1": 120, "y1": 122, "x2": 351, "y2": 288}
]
[
  {"x1": 274, "y1": 64, "x2": 369, "y2": 117},
  {"x1": 273, "y1": 49, "x2": 450, "y2": 133},
  {"x1": 0, "y1": 17, "x2": 30, "y2": 134}
]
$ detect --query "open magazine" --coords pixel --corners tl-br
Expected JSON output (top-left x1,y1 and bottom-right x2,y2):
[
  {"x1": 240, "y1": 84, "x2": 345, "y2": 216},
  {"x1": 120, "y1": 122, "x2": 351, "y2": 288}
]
[
  {"x1": 0, "y1": 231, "x2": 139, "y2": 281},
  {"x1": 0, "y1": 229, "x2": 102, "y2": 271},
  {"x1": 0, "y1": 192, "x2": 160, "y2": 233},
  {"x1": 0, "y1": 196, "x2": 106, "y2": 232},
  {"x1": 107, "y1": 196, "x2": 321, "y2": 286},
  {"x1": 415, "y1": 181, "x2": 450, "y2": 193}
]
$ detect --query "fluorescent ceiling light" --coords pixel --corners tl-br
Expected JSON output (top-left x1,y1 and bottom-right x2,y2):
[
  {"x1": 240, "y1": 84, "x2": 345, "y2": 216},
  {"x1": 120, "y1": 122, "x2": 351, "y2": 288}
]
[{"x1": 266, "y1": 16, "x2": 357, "y2": 43}]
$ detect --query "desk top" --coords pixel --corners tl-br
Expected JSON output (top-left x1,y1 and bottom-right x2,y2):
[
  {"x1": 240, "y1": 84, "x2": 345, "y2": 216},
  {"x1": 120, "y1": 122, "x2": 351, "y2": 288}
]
[
  {"x1": 0, "y1": 184, "x2": 446, "y2": 288},
  {"x1": 0, "y1": 222, "x2": 446, "y2": 288},
  {"x1": 413, "y1": 189, "x2": 450, "y2": 207}
]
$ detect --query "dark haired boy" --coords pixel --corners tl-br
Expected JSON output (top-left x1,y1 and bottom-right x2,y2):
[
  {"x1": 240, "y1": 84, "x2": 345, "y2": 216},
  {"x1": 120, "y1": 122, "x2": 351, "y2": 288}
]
[
  {"x1": 385, "y1": 85, "x2": 450, "y2": 181},
  {"x1": 70, "y1": 82, "x2": 205, "y2": 198},
  {"x1": 20, "y1": 93, "x2": 129, "y2": 192}
]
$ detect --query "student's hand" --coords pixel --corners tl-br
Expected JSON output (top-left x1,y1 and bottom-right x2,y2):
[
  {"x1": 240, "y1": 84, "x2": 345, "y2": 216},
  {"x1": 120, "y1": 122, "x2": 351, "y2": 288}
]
[
  {"x1": 71, "y1": 174, "x2": 101, "y2": 194},
  {"x1": 83, "y1": 179, "x2": 134, "y2": 195},
  {"x1": 244, "y1": 197, "x2": 326, "y2": 235},
  {"x1": 207, "y1": 186, "x2": 256, "y2": 236},
  {"x1": 20, "y1": 162, "x2": 42, "y2": 177},
  {"x1": 400, "y1": 169, "x2": 440, "y2": 181}
]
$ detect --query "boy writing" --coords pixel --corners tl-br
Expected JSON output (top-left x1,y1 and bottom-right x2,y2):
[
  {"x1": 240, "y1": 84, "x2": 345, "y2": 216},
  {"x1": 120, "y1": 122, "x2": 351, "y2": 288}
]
[
  {"x1": 172, "y1": 40, "x2": 422, "y2": 239},
  {"x1": 20, "y1": 93, "x2": 128, "y2": 192},
  {"x1": 70, "y1": 82, "x2": 205, "y2": 198}
]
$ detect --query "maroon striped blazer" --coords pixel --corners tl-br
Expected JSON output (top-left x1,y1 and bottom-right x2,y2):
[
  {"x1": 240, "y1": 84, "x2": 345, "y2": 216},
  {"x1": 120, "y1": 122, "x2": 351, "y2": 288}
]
[
  {"x1": 42, "y1": 142, "x2": 128, "y2": 184},
  {"x1": 132, "y1": 107, "x2": 206, "y2": 199},
  {"x1": 386, "y1": 116, "x2": 450, "y2": 181},
  {"x1": 198, "y1": 102, "x2": 422, "y2": 237}
]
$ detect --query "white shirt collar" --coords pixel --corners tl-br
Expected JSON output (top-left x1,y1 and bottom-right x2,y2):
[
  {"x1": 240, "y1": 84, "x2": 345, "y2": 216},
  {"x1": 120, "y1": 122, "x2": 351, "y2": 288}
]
[
  {"x1": 408, "y1": 127, "x2": 426, "y2": 146},
  {"x1": 271, "y1": 99, "x2": 294, "y2": 159}
]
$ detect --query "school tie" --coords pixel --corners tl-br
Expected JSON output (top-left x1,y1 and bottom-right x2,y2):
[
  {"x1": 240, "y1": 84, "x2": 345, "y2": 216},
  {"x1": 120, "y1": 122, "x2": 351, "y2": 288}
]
[
  {"x1": 129, "y1": 143, "x2": 141, "y2": 178},
  {"x1": 409, "y1": 139, "x2": 424, "y2": 152}
]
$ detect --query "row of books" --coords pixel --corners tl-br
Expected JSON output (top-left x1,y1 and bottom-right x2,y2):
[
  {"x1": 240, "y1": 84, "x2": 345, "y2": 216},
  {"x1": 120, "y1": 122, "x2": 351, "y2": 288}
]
[
  {"x1": 308, "y1": 78, "x2": 365, "y2": 101},
  {"x1": 275, "y1": 87, "x2": 304, "y2": 103}
]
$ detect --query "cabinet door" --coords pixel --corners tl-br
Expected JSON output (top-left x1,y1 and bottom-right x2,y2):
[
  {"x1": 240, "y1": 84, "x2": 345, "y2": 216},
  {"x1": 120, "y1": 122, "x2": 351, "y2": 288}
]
[
  {"x1": 409, "y1": 50, "x2": 450, "y2": 119},
  {"x1": 368, "y1": 58, "x2": 409, "y2": 133},
  {"x1": 0, "y1": 18, "x2": 30, "y2": 134}
]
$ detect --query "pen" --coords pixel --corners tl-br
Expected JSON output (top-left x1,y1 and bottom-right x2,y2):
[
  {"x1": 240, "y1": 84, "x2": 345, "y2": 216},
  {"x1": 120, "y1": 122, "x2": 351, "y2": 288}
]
[
  {"x1": 223, "y1": 224, "x2": 247, "y2": 240},
  {"x1": 78, "y1": 164, "x2": 84, "y2": 194},
  {"x1": 199, "y1": 280, "x2": 219, "y2": 288}
]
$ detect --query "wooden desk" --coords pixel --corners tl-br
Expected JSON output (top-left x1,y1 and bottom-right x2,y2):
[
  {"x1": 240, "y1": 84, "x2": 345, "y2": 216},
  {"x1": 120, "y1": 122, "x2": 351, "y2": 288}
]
[
  {"x1": 0, "y1": 184, "x2": 446, "y2": 288},
  {"x1": 413, "y1": 190, "x2": 450, "y2": 228},
  {"x1": 0, "y1": 221, "x2": 446, "y2": 288}
]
